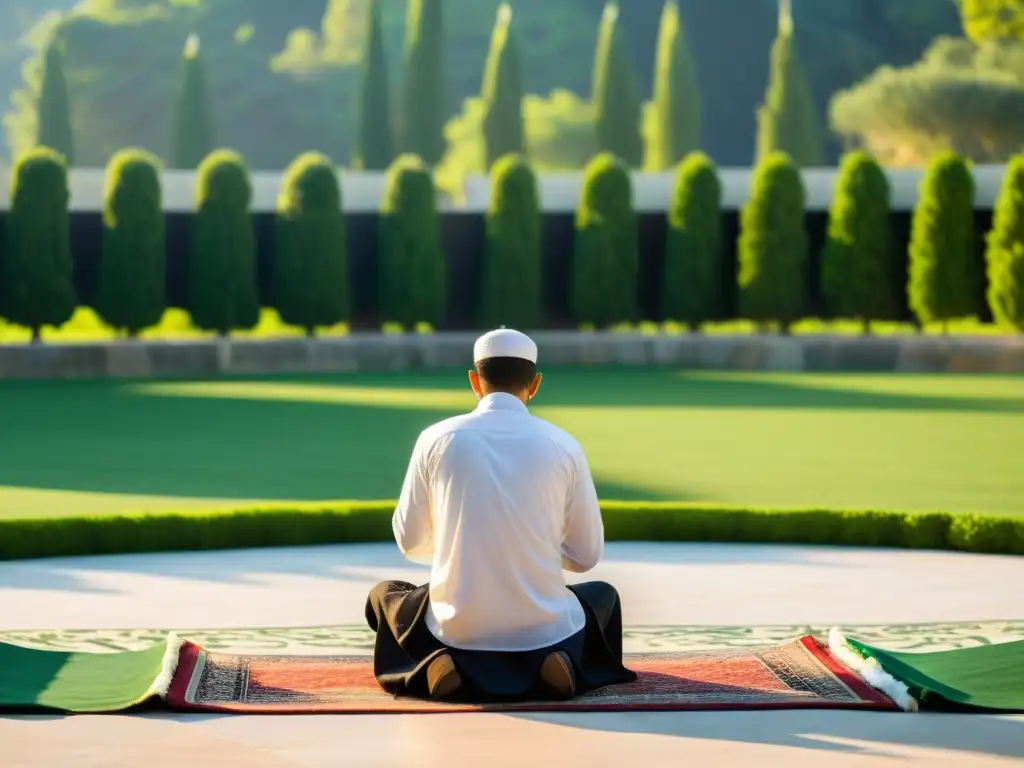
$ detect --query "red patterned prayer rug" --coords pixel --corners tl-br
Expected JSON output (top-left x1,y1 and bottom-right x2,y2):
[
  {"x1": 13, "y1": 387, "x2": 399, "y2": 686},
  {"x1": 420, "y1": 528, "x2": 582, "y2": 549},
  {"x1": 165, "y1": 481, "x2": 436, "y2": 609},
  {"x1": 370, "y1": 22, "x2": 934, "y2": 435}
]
[{"x1": 166, "y1": 636, "x2": 897, "y2": 713}]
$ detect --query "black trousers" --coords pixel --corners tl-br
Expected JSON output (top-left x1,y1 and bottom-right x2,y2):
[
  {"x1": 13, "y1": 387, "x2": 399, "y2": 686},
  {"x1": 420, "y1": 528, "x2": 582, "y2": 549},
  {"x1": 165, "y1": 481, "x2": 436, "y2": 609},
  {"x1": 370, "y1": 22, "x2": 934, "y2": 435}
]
[{"x1": 365, "y1": 579, "x2": 637, "y2": 702}]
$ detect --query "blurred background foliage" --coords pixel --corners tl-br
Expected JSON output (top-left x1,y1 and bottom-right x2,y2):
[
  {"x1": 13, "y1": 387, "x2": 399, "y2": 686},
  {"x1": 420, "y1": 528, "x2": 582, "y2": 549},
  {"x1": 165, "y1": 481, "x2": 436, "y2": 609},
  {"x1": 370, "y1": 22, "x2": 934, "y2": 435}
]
[{"x1": 2, "y1": 0, "x2": 1018, "y2": 170}]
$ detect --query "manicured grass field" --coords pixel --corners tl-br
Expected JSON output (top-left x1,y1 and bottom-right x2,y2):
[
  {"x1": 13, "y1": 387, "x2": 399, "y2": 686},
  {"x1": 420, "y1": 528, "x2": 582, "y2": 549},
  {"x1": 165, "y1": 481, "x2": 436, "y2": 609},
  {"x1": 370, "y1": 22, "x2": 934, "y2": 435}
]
[{"x1": 0, "y1": 370, "x2": 1021, "y2": 518}]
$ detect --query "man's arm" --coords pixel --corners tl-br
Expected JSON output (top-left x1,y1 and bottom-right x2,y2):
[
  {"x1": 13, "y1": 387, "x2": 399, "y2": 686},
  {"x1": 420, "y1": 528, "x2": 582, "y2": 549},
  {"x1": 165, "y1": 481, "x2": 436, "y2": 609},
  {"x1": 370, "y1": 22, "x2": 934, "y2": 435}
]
[
  {"x1": 561, "y1": 448, "x2": 604, "y2": 573},
  {"x1": 392, "y1": 432, "x2": 434, "y2": 561}
]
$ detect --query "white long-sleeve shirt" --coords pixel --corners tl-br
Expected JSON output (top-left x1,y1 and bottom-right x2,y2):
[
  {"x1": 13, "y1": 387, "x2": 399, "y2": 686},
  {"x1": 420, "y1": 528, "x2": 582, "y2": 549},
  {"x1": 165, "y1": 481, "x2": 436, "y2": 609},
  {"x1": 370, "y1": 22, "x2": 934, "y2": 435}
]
[{"x1": 392, "y1": 391, "x2": 604, "y2": 652}]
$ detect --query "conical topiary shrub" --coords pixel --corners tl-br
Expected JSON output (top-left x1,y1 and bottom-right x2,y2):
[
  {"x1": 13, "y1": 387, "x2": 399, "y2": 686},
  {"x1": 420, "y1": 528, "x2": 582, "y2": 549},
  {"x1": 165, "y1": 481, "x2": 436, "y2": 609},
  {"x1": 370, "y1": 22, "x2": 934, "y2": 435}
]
[
  {"x1": 1, "y1": 147, "x2": 75, "y2": 341},
  {"x1": 737, "y1": 151, "x2": 808, "y2": 331},
  {"x1": 189, "y1": 149, "x2": 259, "y2": 335},
  {"x1": 378, "y1": 154, "x2": 446, "y2": 329},
  {"x1": 662, "y1": 152, "x2": 723, "y2": 329},
  {"x1": 274, "y1": 152, "x2": 349, "y2": 336},
  {"x1": 572, "y1": 152, "x2": 638, "y2": 327},
  {"x1": 481, "y1": 153, "x2": 542, "y2": 329},
  {"x1": 97, "y1": 148, "x2": 166, "y2": 337}
]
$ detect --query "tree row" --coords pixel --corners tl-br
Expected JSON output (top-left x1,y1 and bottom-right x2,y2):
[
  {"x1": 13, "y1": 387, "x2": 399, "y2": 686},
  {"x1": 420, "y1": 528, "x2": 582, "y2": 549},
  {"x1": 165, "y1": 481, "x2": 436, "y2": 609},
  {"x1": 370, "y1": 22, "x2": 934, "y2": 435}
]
[
  {"x1": 32, "y1": 0, "x2": 822, "y2": 174},
  {"x1": 2, "y1": 146, "x2": 1022, "y2": 341}
]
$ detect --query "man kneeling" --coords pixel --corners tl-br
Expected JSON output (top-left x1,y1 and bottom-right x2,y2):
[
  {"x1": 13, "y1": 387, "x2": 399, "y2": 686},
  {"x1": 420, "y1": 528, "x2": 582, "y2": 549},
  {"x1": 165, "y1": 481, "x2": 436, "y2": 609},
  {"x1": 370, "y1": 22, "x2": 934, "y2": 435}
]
[{"x1": 366, "y1": 329, "x2": 636, "y2": 702}]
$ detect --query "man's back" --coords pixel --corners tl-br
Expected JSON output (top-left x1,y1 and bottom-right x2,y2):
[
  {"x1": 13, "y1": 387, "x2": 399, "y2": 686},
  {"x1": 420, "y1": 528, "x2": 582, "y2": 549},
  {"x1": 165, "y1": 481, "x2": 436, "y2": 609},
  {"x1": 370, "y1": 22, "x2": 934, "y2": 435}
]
[{"x1": 392, "y1": 392, "x2": 604, "y2": 652}]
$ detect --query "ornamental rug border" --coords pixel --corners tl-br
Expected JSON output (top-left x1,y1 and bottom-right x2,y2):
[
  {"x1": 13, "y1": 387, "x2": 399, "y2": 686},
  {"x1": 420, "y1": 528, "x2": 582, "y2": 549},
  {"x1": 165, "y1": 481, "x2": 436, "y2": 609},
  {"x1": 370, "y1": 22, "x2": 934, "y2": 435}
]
[
  {"x1": 165, "y1": 636, "x2": 897, "y2": 713},
  {"x1": 1, "y1": 621, "x2": 1020, "y2": 655}
]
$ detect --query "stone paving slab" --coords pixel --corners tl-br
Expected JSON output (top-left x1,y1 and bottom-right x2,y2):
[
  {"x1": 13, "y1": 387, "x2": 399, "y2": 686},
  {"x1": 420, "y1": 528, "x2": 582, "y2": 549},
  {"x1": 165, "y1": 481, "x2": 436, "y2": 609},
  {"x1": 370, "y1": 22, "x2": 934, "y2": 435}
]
[{"x1": 2, "y1": 542, "x2": 1022, "y2": 768}]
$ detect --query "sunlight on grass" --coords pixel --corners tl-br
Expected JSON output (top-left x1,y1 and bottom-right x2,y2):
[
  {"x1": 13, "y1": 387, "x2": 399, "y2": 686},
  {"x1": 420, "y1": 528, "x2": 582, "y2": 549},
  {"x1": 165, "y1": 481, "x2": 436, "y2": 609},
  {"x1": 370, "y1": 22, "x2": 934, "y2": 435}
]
[
  {"x1": 1, "y1": 307, "x2": 1015, "y2": 344},
  {"x1": 130, "y1": 381, "x2": 476, "y2": 410},
  {"x1": 0, "y1": 307, "x2": 351, "y2": 344},
  {"x1": 0, "y1": 486, "x2": 265, "y2": 518},
  {"x1": 673, "y1": 371, "x2": 1024, "y2": 401}
]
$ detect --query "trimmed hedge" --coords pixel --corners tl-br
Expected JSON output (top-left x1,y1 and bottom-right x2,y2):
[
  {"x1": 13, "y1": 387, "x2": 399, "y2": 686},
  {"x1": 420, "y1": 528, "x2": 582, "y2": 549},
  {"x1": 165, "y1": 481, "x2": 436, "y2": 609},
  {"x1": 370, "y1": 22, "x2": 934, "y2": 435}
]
[
  {"x1": 189, "y1": 149, "x2": 259, "y2": 334},
  {"x1": 97, "y1": 148, "x2": 166, "y2": 336},
  {"x1": 273, "y1": 152, "x2": 349, "y2": 335},
  {"x1": 573, "y1": 152, "x2": 638, "y2": 327},
  {"x1": 378, "y1": 154, "x2": 446, "y2": 328},
  {"x1": 1, "y1": 146, "x2": 75, "y2": 341},
  {"x1": 481, "y1": 153, "x2": 542, "y2": 329},
  {"x1": 0, "y1": 503, "x2": 1021, "y2": 561},
  {"x1": 908, "y1": 150, "x2": 978, "y2": 327},
  {"x1": 738, "y1": 151, "x2": 808, "y2": 330}
]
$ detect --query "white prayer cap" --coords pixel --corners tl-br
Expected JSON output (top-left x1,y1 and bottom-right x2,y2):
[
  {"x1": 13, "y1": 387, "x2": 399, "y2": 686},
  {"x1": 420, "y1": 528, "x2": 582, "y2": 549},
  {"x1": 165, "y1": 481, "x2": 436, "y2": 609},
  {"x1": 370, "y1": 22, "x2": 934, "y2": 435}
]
[{"x1": 473, "y1": 327, "x2": 538, "y2": 364}]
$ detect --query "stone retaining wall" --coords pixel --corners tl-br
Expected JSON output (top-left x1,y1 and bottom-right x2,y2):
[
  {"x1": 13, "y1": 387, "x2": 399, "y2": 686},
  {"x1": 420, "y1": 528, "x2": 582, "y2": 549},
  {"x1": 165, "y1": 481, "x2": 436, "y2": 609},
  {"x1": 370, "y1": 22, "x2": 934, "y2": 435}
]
[{"x1": 1, "y1": 333, "x2": 1023, "y2": 379}]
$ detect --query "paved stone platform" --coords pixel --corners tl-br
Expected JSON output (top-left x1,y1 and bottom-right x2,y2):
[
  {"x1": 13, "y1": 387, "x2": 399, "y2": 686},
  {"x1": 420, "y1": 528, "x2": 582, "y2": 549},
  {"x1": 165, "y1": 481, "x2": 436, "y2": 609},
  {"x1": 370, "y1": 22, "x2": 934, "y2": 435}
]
[{"x1": 1, "y1": 543, "x2": 1023, "y2": 766}]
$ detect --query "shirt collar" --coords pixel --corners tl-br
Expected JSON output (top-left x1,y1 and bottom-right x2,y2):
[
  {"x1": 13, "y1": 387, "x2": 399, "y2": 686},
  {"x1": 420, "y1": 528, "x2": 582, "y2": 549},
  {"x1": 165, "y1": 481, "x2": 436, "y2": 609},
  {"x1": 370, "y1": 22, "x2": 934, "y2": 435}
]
[{"x1": 475, "y1": 391, "x2": 529, "y2": 413}]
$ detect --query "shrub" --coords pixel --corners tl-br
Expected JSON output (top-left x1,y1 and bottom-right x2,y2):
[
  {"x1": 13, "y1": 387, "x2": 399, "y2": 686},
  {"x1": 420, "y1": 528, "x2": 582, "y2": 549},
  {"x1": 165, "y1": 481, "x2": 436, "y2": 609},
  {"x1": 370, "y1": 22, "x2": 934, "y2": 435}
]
[
  {"x1": 171, "y1": 35, "x2": 214, "y2": 170},
  {"x1": 481, "y1": 154, "x2": 542, "y2": 329},
  {"x1": 274, "y1": 152, "x2": 349, "y2": 336},
  {"x1": 37, "y1": 37, "x2": 74, "y2": 165},
  {"x1": 96, "y1": 149, "x2": 166, "y2": 337},
  {"x1": 737, "y1": 151, "x2": 808, "y2": 330},
  {"x1": 821, "y1": 151, "x2": 898, "y2": 331},
  {"x1": 402, "y1": 0, "x2": 446, "y2": 165},
  {"x1": 0, "y1": 503, "x2": 1020, "y2": 561},
  {"x1": 908, "y1": 150, "x2": 978, "y2": 328},
  {"x1": 481, "y1": 3, "x2": 525, "y2": 170},
  {"x1": 189, "y1": 150, "x2": 259, "y2": 335},
  {"x1": 662, "y1": 152, "x2": 723, "y2": 328},
  {"x1": 378, "y1": 154, "x2": 446, "y2": 328},
  {"x1": 755, "y1": 3, "x2": 822, "y2": 167},
  {"x1": 352, "y1": 0, "x2": 394, "y2": 171},
  {"x1": 986, "y1": 153, "x2": 1024, "y2": 331},
  {"x1": 592, "y1": 3, "x2": 643, "y2": 168},
  {"x1": 646, "y1": 0, "x2": 700, "y2": 171},
  {"x1": 572, "y1": 152, "x2": 638, "y2": 327},
  {"x1": 0, "y1": 147, "x2": 75, "y2": 340}
]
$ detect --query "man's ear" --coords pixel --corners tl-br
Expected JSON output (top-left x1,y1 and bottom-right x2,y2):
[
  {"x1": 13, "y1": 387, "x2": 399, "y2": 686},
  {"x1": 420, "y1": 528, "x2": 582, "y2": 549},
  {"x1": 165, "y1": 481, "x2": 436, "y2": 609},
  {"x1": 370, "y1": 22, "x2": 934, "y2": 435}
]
[
  {"x1": 528, "y1": 372, "x2": 543, "y2": 400},
  {"x1": 469, "y1": 369, "x2": 484, "y2": 399}
]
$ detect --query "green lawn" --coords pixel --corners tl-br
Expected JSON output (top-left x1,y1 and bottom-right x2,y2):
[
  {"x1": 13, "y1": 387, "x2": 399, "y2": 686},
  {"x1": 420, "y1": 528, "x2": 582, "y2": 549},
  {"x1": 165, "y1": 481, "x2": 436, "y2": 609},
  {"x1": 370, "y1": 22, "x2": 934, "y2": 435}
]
[{"x1": 1, "y1": 370, "x2": 1022, "y2": 518}]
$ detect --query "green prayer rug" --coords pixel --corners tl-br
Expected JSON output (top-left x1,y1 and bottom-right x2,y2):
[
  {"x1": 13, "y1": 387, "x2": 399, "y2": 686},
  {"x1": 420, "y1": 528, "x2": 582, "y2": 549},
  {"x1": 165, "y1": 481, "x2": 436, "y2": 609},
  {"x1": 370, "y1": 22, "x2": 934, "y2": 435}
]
[
  {"x1": 843, "y1": 636, "x2": 1024, "y2": 713},
  {"x1": 0, "y1": 636, "x2": 178, "y2": 713},
  {"x1": 1, "y1": 626, "x2": 1022, "y2": 714}
]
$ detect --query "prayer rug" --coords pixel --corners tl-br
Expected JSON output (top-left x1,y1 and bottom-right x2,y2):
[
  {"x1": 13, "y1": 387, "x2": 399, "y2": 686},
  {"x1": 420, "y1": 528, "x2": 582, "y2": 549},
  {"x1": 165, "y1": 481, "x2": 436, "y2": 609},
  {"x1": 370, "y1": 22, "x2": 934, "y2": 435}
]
[
  {"x1": 0, "y1": 638, "x2": 176, "y2": 713},
  {"x1": 166, "y1": 635, "x2": 897, "y2": 713},
  {"x1": 841, "y1": 636, "x2": 1024, "y2": 713}
]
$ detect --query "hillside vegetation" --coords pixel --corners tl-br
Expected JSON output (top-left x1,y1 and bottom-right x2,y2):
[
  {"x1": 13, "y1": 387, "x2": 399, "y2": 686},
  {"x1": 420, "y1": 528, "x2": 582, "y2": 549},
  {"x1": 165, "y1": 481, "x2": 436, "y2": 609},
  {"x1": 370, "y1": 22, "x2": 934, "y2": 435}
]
[{"x1": 2, "y1": 0, "x2": 960, "y2": 168}]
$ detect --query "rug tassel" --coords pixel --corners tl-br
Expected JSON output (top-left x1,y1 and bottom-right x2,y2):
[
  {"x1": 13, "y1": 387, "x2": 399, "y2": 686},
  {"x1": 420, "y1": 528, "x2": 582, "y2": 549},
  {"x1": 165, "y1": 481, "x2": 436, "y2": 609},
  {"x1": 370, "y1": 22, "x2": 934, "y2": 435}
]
[
  {"x1": 827, "y1": 627, "x2": 918, "y2": 712},
  {"x1": 149, "y1": 632, "x2": 184, "y2": 701}
]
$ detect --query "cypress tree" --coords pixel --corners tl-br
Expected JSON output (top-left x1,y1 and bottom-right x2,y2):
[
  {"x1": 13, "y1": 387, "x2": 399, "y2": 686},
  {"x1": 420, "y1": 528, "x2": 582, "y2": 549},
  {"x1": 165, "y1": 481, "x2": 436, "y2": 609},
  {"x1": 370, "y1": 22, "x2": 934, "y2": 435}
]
[
  {"x1": 171, "y1": 34, "x2": 214, "y2": 170},
  {"x1": 97, "y1": 149, "x2": 166, "y2": 337},
  {"x1": 481, "y1": 4, "x2": 525, "y2": 171},
  {"x1": 737, "y1": 151, "x2": 808, "y2": 331},
  {"x1": 402, "y1": 0, "x2": 446, "y2": 166},
  {"x1": 274, "y1": 152, "x2": 349, "y2": 336},
  {"x1": 662, "y1": 152, "x2": 723, "y2": 328},
  {"x1": 189, "y1": 150, "x2": 259, "y2": 335},
  {"x1": 352, "y1": 0, "x2": 394, "y2": 171},
  {"x1": 987, "y1": 154, "x2": 1024, "y2": 331},
  {"x1": 908, "y1": 151, "x2": 977, "y2": 329},
  {"x1": 647, "y1": 0, "x2": 701, "y2": 171},
  {"x1": 36, "y1": 36, "x2": 74, "y2": 165},
  {"x1": 1, "y1": 147, "x2": 75, "y2": 341},
  {"x1": 378, "y1": 154, "x2": 446, "y2": 328},
  {"x1": 755, "y1": 0, "x2": 822, "y2": 167},
  {"x1": 592, "y1": 3, "x2": 643, "y2": 168},
  {"x1": 821, "y1": 151, "x2": 898, "y2": 332},
  {"x1": 572, "y1": 153, "x2": 638, "y2": 327},
  {"x1": 481, "y1": 154, "x2": 542, "y2": 329}
]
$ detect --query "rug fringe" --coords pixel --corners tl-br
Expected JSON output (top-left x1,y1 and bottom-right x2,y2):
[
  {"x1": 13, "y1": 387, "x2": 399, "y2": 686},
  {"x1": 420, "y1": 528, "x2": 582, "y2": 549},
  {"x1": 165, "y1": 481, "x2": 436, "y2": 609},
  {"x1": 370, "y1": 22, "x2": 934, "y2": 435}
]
[
  {"x1": 827, "y1": 627, "x2": 917, "y2": 712},
  {"x1": 149, "y1": 632, "x2": 184, "y2": 701}
]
